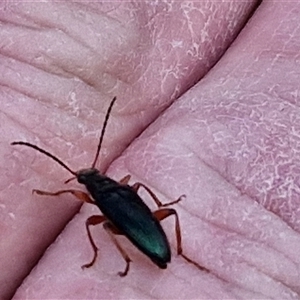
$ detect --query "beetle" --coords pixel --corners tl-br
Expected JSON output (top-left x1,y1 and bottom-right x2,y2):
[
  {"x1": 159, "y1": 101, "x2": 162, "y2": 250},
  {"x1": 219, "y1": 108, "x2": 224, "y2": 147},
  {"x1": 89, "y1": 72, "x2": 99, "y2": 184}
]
[{"x1": 11, "y1": 96, "x2": 208, "y2": 276}]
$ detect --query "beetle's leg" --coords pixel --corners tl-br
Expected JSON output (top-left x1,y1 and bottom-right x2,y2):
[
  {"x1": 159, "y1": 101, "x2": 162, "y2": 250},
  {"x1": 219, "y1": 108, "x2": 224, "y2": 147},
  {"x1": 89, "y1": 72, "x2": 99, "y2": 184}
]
[
  {"x1": 131, "y1": 182, "x2": 184, "y2": 208},
  {"x1": 119, "y1": 174, "x2": 131, "y2": 185},
  {"x1": 119, "y1": 175, "x2": 183, "y2": 207},
  {"x1": 103, "y1": 222, "x2": 132, "y2": 277},
  {"x1": 154, "y1": 208, "x2": 209, "y2": 273},
  {"x1": 81, "y1": 215, "x2": 107, "y2": 269},
  {"x1": 32, "y1": 189, "x2": 95, "y2": 205}
]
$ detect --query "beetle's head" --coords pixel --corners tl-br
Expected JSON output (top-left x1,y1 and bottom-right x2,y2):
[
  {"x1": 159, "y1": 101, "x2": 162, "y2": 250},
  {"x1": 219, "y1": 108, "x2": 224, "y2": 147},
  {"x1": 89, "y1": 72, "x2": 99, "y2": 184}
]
[{"x1": 76, "y1": 168, "x2": 100, "y2": 184}]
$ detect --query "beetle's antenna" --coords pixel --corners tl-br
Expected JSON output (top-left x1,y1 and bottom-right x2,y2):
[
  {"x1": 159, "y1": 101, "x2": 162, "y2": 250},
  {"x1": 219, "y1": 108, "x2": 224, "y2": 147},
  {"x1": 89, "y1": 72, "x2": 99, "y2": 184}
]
[
  {"x1": 11, "y1": 141, "x2": 77, "y2": 176},
  {"x1": 91, "y1": 96, "x2": 117, "y2": 168}
]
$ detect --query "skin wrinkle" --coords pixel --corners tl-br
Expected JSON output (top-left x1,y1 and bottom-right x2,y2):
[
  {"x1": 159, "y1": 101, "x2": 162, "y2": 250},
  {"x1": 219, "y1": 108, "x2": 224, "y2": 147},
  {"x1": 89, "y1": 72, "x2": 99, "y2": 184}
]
[
  {"x1": 0, "y1": 65, "x2": 61, "y2": 108},
  {"x1": 0, "y1": 58, "x2": 119, "y2": 121},
  {"x1": 3, "y1": 95, "x2": 77, "y2": 138},
  {"x1": 1, "y1": 20, "x2": 136, "y2": 88},
  {"x1": 191, "y1": 195, "x2": 300, "y2": 291},
  {"x1": 13, "y1": 1, "x2": 126, "y2": 53},
  {"x1": 18, "y1": 12, "x2": 62, "y2": 31},
  {"x1": 0, "y1": 15, "x2": 40, "y2": 30},
  {"x1": 133, "y1": 282, "x2": 158, "y2": 300},
  {"x1": 0, "y1": 32, "x2": 72, "y2": 79},
  {"x1": 170, "y1": 274, "x2": 217, "y2": 300},
  {"x1": 1, "y1": 103, "x2": 43, "y2": 137},
  {"x1": 8, "y1": 120, "x2": 100, "y2": 180},
  {"x1": 41, "y1": 45, "x2": 102, "y2": 87},
  {"x1": 184, "y1": 142, "x2": 251, "y2": 199},
  {"x1": 3, "y1": 73, "x2": 126, "y2": 143},
  {"x1": 228, "y1": 237, "x2": 299, "y2": 289},
  {"x1": 11, "y1": 145, "x2": 69, "y2": 186}
]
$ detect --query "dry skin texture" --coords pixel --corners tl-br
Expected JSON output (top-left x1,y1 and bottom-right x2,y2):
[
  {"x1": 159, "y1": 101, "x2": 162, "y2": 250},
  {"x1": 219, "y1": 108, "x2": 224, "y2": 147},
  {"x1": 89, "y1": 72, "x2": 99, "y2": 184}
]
[{"x1": 1, "y1": 1, "x2": 300, "y2": 300}]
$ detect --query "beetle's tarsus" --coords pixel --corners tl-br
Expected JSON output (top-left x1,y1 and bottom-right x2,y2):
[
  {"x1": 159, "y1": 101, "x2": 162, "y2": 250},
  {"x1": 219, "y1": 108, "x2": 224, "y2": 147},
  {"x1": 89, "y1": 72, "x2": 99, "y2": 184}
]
[
  {"x1": 118, "y1": 261, "x2": 130, "y2": 277},
  {"x1": 180, "y1": 253, "x2": 209, "y2": 273}
]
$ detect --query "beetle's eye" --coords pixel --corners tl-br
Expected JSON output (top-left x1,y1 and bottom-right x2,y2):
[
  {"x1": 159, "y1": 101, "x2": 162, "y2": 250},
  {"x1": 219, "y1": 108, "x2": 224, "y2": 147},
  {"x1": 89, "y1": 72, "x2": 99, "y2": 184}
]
[{"x1": 77, "y1": 174, "x2": 86, "y2": 184}]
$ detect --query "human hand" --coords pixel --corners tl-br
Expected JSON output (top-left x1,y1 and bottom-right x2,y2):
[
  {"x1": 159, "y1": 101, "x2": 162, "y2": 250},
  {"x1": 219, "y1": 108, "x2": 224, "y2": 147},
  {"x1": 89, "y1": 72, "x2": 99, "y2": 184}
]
[{"x1": 1, "y1": 1, "x2": 299, "y2": 299}]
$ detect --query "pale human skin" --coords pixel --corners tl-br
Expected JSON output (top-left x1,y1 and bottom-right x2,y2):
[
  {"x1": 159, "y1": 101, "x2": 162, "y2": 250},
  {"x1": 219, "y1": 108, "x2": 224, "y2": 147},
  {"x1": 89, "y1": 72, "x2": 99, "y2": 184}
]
[{"x1": 1, "y1": 1, "x2": 300, "y2": 299}]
